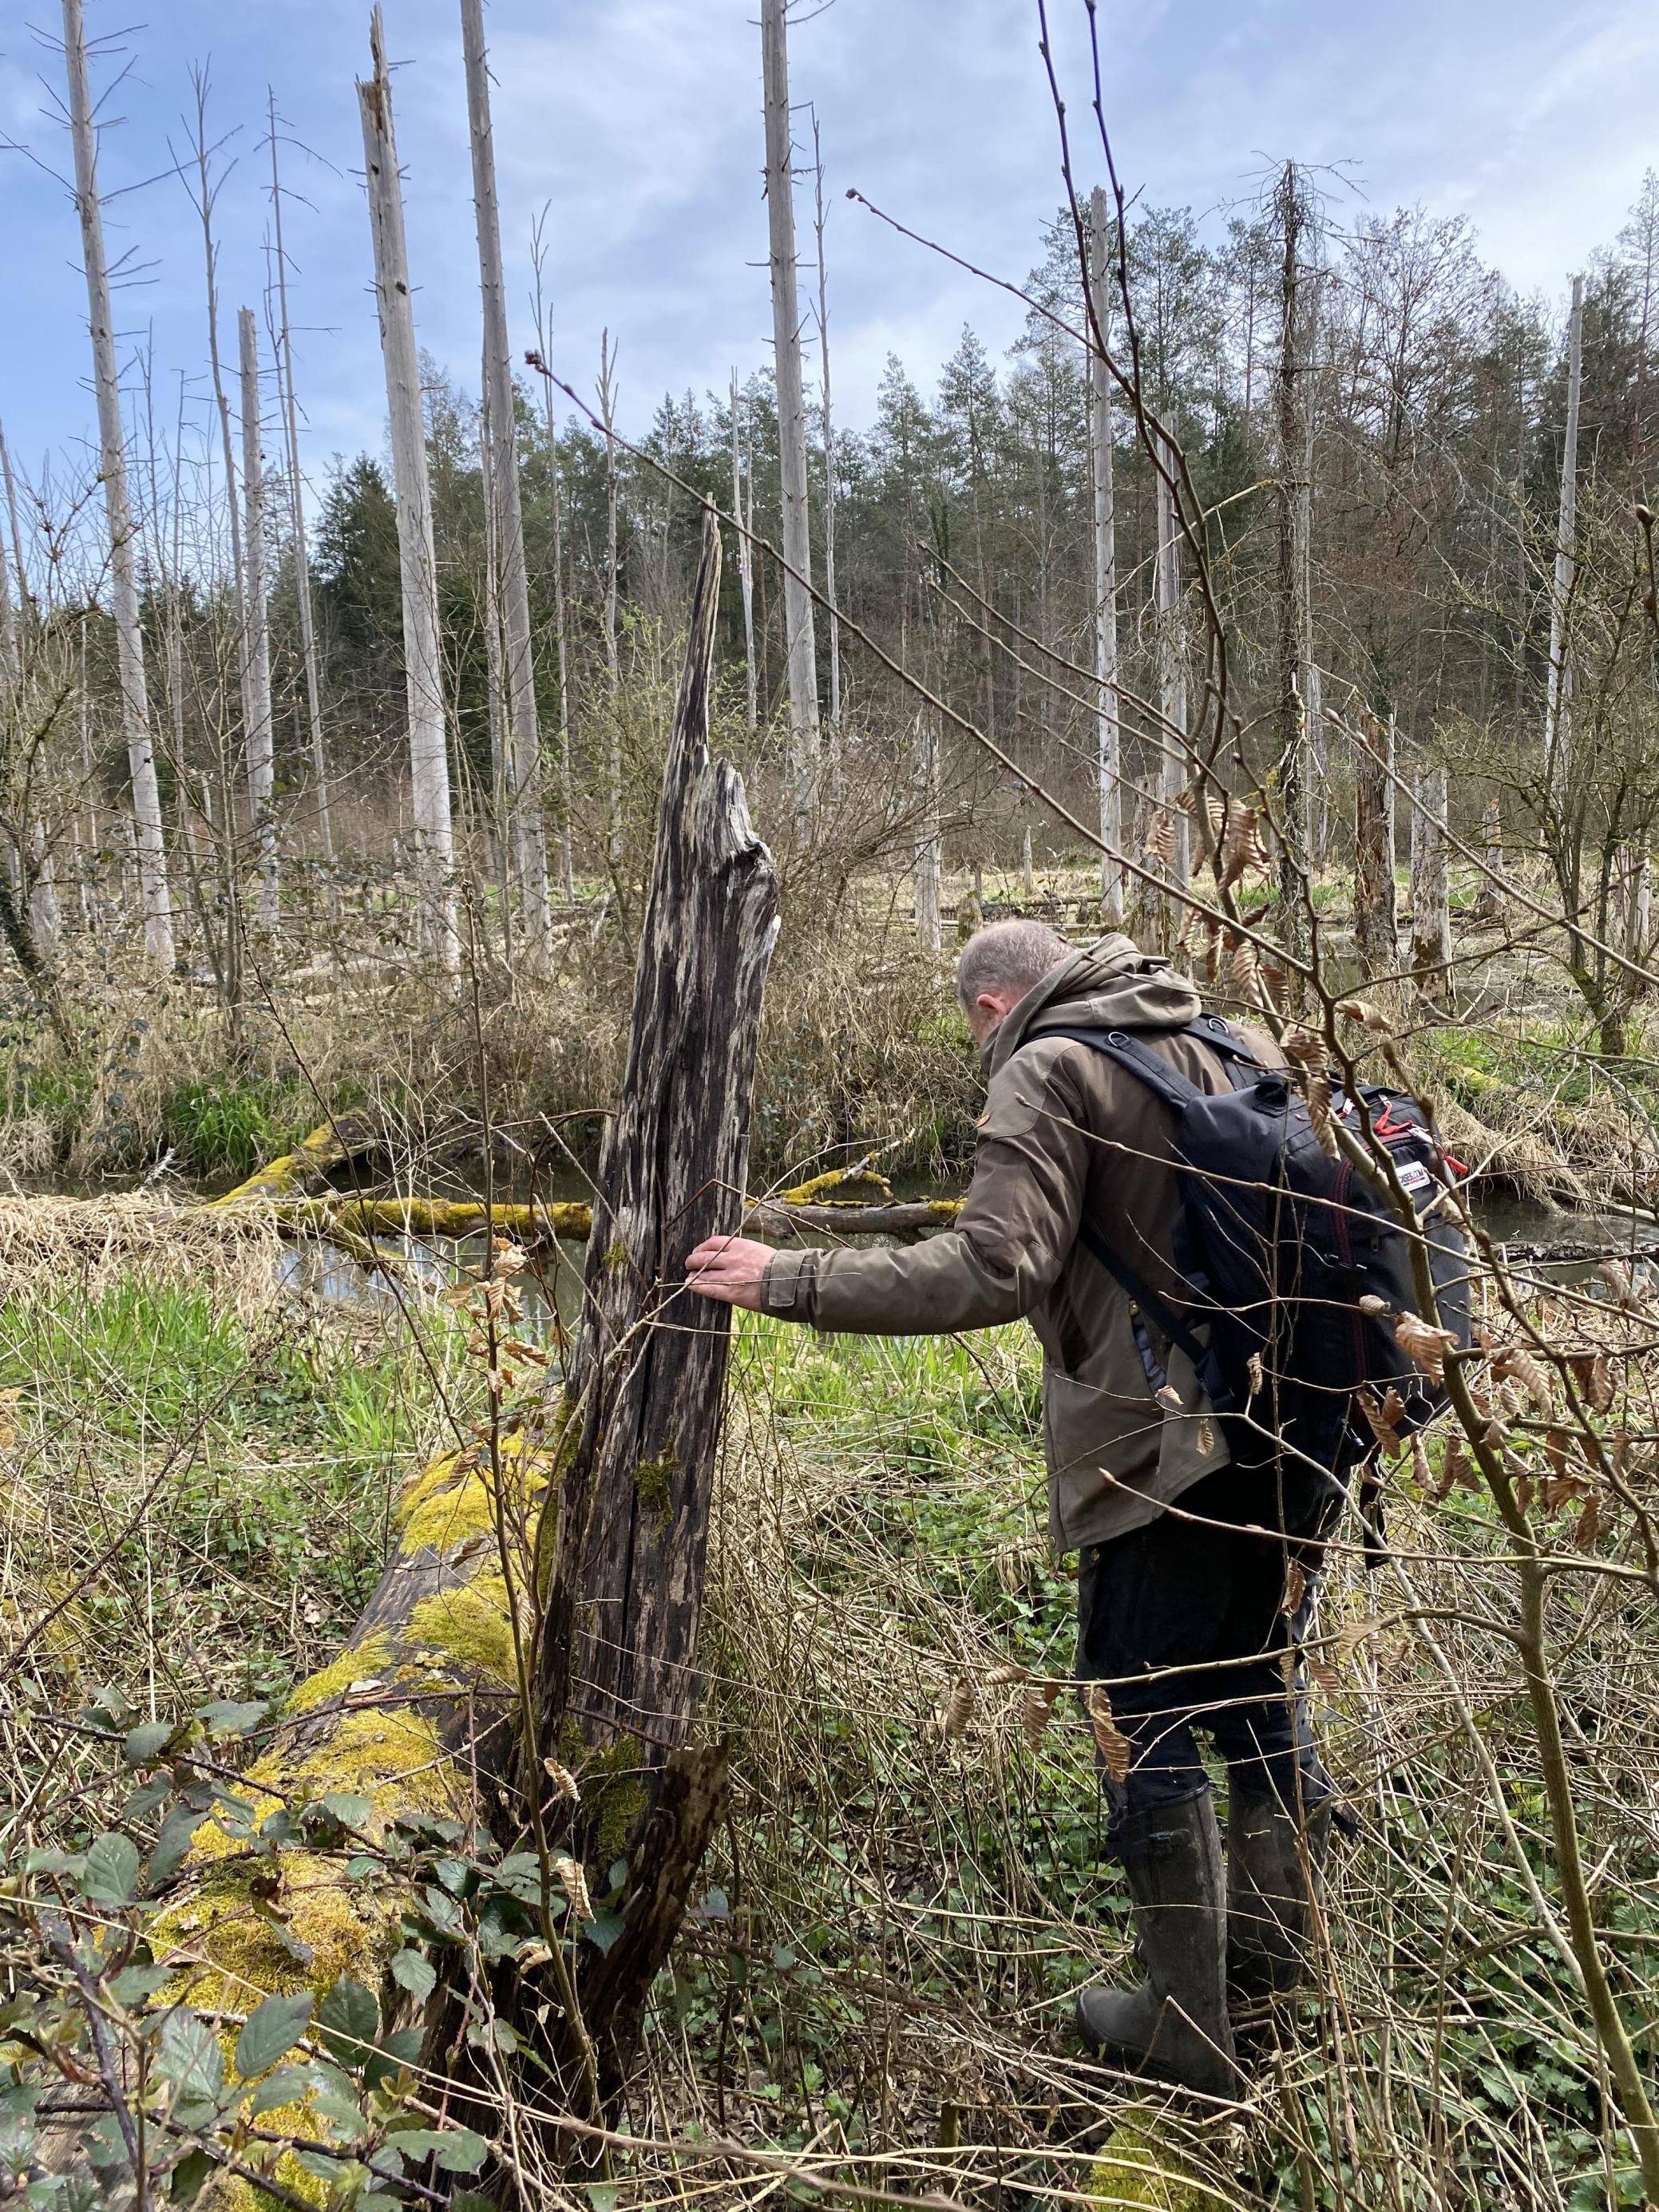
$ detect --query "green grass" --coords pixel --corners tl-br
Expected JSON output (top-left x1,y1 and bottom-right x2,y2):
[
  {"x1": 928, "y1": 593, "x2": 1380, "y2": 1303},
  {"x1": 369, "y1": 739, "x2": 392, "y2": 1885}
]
[{"x1": 0, "y1": 1269, "x2": 468, "y2": 1712}]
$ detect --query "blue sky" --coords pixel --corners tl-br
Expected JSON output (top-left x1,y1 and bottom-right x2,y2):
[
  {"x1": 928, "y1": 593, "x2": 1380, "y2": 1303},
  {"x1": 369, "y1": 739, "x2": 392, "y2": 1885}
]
[{"x1": 2, "y1": 0, "x2": 1656, "y2": 503}]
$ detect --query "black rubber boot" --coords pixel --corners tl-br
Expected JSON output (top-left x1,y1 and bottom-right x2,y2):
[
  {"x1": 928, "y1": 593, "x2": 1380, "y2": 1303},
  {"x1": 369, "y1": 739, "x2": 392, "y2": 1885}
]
[
  {"x1": 1076, "y1": 1795, "x2": 1240, "y2": 2099},
  {"x1": 1226, "y1": 1792, "x2": 1332, "y2": 1997}
]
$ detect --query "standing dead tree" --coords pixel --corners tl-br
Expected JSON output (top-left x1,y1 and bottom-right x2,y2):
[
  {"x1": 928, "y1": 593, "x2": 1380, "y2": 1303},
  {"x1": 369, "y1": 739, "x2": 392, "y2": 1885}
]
[
  {"x1": 238, "y1": 307, "x2": 278, "y2": 930},
  {"x1": 536, "y1": 510, "x2": 779, "y2": 2103},
  {"x1": 267, "y1": 92, "x2": 336, "y2": 882},
  {"x1": 1352, "y1": 707, "x2": 1398, "y2": 988},
  {"x1": 761, "y1": 0, "x2": 821, "y2": 824},
  {"x1": 61, "y1": 0, "x2": 173, "y2": 970},
  {"x1": 1087, "y1": 185, "x2": 1123, "y2": 924},
  {"x1": 812, "y1": 115, "x2": 842, "y2": 754},
  {"x1": 1273, "y1": 160, "x2": 1318, "y2": 952},
  {"x1": 358, "y1": 6, "x2": 457, "y2": 971},
  {"x1": 462, "y1": 0, "x2": 552, "y2": 971},
  {"x1": 1546, "y1": 273, "x2": 1585, "y2": 782}
]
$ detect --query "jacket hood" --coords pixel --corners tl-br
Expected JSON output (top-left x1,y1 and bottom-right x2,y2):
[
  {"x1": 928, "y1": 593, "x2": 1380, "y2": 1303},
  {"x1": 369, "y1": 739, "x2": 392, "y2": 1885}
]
[{"x1": 982, "y1": 934, "x2": 1203, "y2": 1080}]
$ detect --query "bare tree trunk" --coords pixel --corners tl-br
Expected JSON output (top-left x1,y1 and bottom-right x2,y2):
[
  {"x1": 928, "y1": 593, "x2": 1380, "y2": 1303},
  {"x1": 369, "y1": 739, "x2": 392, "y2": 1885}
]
[
  {"x1": 268, "y1": 94, "x2": 335, "y2": 880},
  {"x1": 1022, "y1": 823, "x2": 1035, "y2": 900},
  {"x1": 1546, "y1": 275, "x2": 1585, "y2": 782},
  {"x1": 478, "y1": 399, "x2": 515, "y2": 964},
  {"x1": 913, "y1": 714, "x2": 941, "y2": 952},
  {"x1": 539, "y1": 511, "x2": 778, "y2": 2104},
  {"x1": 760, "y1": 0, "x2": 821, "y2": 826},
  {"x1": 238, "y1": 308, "x2": 278, "y2": 931},
  {"x1": 1274, "y1": 160, "x2": 1313, "y2": 955},
  {"x1": 1410, "y1": 765, "x2": 1453, "y2": 994},
  {"x1": 599, "y1": 332, "x2": 622, "y2": 867},
  {"x1": 61, "y1": 0, "x2": 173, "y2": 970},
  {"x1": 358, "y1": 7, "x2": 457, "y2": 973},
  {"x1": 462, "y1": 0, "x2": 550, "y2": 972},
  {"x1": 731, "y1": 370, "x2": 758, "y2": 735},
  {"x1": 187, "y1": 76, "x2": 258, "y2": 892},
  {"x1": 813, "y1": 118, "x2": 841, "y2": 766},
  {"x1": 1352, "y1": 708, "x2": 1397, "y2": 987},
  {"x1": 1154, "y1": 432, "x2": 1189, "y2": 938},
  {"x1": 531, "y1": 212, "x2": 577, "y2": 903},
  {"x1": 1087, "y1": 187, "x2": 1123, "y2": 924}
]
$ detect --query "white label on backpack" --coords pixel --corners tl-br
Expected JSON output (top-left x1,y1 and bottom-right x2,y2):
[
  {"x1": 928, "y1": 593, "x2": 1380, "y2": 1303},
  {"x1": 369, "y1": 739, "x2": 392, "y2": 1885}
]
[{"x1": 1396, "y1": 1160, "x2": 1431, "y2": 1193}]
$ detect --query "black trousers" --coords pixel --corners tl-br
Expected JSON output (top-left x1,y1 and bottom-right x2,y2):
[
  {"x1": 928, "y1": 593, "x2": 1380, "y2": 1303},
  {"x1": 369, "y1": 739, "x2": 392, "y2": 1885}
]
[{"x1": 1075, "y1": 1466, "x2": 1332, "y2": 1840}]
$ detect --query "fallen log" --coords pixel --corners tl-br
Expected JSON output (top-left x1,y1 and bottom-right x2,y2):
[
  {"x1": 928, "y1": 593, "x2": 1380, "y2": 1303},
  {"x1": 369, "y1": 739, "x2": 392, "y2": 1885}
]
[
  {"x1": 266, "y1": 1190, "x2": 964, "y2": 1254},
  {"x1": 208, "y1": 1112, "x2": 382, "y2": 1206}
]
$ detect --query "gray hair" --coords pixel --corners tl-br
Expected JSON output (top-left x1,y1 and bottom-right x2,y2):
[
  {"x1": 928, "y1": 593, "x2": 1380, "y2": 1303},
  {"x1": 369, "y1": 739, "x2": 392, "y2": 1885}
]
[{"x1": 956, "y1": 919, "x2": 1072, "y2": 1009}]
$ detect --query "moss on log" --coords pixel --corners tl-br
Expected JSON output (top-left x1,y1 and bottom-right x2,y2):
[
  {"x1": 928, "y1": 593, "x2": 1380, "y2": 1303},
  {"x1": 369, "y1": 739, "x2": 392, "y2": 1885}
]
[
  {"x1": 210, "y1": 1114, "x2": 381, "y2": 1206},
  {"x1": 148, "y1": 1421, "x2": 558, "y2": 2207}
]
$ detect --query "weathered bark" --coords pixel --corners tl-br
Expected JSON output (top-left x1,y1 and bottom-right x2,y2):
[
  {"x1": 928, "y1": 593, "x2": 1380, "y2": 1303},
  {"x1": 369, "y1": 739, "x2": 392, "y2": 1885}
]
[
  {"x1": 760, "y1": 0, "x2": 821, "y2": 822},
  {"x1": 463, "y1": 0, "x2": 552, "y2": 970},
  {"x1": 238, "y1": 308, "x2": 278, "y2": 931},
  {"x1": 61, "y1": 0, "x2": 173, "y2": 970},
  {"x1": 1352, "y1": 707, "x2": 1397, "y2": 987},
  {"x1": 358, "y1": 8, "x2": 458, "y2": 972},
  {"x1": 537, "y1": 510, "x2": 778, "y2": 2091},
  {"x1": 1409, "y1": 765, "x2": 1453, "y2": 994},
  {"x1": 1087, "y1": 186, "x2": 1124, "y2": 924}
]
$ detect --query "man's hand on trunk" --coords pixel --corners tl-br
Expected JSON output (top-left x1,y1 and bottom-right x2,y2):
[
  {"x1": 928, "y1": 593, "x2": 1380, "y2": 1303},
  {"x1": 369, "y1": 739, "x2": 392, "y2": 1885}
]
[{"x1": 685, "y1": 1234, "x2": 773, "y2": 1311}]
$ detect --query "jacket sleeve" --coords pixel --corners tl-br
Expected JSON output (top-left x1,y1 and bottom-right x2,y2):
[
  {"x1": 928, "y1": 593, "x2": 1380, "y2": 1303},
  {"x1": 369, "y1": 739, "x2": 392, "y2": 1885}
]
[{"x1": 760, "y1": 1042, "x2": 1091, "y2": 1335}]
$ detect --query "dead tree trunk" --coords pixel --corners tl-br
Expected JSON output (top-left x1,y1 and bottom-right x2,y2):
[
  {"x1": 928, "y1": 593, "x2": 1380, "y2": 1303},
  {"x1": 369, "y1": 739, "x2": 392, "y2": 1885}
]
[
  {"x1": 731, "y1": 370, "x2": 758, "y2": 735},
  {"x1": 537, "y1": 510, "x2": 778, "y2": 2099},
  {"x1": 1154, "y1": 430, "x2": 1189, "y2": 937},
  {"x1": 1546, "y1": 275, "x2": 1585, "y2": 782},
  {"x1": 1352, "y1": 708, "x2": 1397, "y2": 988},
  {"x1": 238, "y1": 309, "x2": 278, "y2": 931},
  {"x1": 61, "y1": 0, "x2": 173, "y2": 971},
  {"x1": 463, "y1": 0, "x2": 552, "y2": 971},
  {"x1": 531, "y1": 211, "x2": 578, "y2": 903},
  {"x1": 760, "y1": 0, "x2": 821, "y2": 825},
  {"x1": 1274, "y1": 160, "x2": 1314, "y2": 958},
  {"x1": 812, "y1": 118, "x2": 841, "y2": 759},
  {"x1": 1410, "y1": 764, "x2": 1453, "y2": 996},
  {"x1": 1087, "y1": 187, "x2": 1124, "y2": 925},
  {"x1": 358, "y1": 7, "x2": 457, "y2": 972},
  {"x1": 268, "y1": 95, "x2": 336, "y2": 881}
]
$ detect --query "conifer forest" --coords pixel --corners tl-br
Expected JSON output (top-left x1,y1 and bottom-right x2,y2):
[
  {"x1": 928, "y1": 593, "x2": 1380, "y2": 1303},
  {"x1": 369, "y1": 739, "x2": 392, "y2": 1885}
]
[{"x1": 1, "y1": 2, "x2": 1658, "y2": 2208}]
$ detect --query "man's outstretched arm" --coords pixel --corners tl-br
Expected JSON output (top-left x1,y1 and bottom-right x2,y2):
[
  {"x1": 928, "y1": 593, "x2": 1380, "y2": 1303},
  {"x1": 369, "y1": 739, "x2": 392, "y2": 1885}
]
[{"x1": 687, "y1": 1046, "x2": 1091, "y2": 1335}]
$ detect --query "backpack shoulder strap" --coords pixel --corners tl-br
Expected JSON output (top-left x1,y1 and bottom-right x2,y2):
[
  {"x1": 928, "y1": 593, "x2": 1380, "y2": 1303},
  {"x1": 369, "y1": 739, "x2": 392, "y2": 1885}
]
[{"x1": 1038, "y1": 1023, "x2": 1206, "y2": 1110}]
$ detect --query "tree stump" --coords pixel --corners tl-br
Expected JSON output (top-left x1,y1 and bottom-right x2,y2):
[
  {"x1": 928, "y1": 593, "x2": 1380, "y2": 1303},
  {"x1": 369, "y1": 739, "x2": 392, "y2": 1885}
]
[{"x1": 537, "y1": 508, "x2": 779, "y2": 2099}]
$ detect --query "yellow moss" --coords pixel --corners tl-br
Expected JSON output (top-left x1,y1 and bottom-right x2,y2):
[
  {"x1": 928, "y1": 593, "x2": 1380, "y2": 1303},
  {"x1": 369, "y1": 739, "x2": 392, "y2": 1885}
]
[
  {"x1": 1087, "y1": 2114, "x2": 1216, "y2": 2211},
  {"x1": 405, "y1": 1572, "x2": 517, "y2": 1685},
  {"x1": 558, "y1": 1725, "x2": 649, "y2": 1864},
  {"x1": 283, "y1": 1632, "x2": 397, "y2": 1715},
  {"x1": 394, "y1": 1433, "x2": 550, "y2": 1559},
  {"x1": 154, "y1": 1846, "x2": 393, "y2": 2015},
  {"x1": 780, "y1": 1165, "x2": 894, "y2": 1205}
]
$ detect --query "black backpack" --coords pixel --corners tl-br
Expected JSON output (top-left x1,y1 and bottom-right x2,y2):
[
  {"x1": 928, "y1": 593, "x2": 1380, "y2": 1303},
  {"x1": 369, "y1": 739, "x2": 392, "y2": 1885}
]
[{"x1": 1047, "y1": 1013, "x2": 1472, "y2": 1536}]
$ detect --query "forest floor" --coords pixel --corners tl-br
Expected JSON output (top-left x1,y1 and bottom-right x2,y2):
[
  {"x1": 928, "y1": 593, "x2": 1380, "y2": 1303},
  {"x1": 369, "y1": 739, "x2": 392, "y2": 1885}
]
[
  {"x1": 2, "y1": 865, "x2": 1657, "y2": 2206},
  {"x1": 2, "y1": 1197, "x2": 1650, "y2": 2209}
]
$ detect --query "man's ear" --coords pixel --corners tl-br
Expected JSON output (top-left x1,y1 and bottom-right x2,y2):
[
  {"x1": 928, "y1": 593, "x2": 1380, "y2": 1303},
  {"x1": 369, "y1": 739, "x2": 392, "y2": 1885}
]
[{"x1": 975, "y1": 991, "x2": 1003, "y2": 1023}]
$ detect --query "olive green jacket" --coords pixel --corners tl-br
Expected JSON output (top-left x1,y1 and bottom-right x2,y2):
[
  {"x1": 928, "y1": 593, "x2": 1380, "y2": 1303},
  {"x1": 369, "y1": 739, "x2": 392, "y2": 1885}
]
[{"x1": 759, "y1": 936, "x2": 1281, "y2": 1551}]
